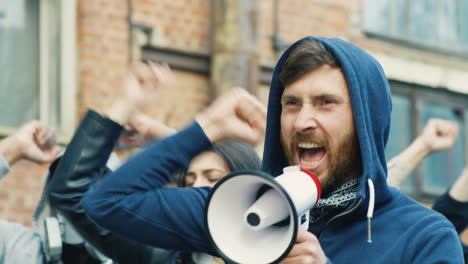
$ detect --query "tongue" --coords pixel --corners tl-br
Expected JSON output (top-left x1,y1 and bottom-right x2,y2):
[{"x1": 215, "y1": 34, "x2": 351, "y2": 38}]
[{"x1": 302, "y1": 148, "x2": 325, "y2": 162}]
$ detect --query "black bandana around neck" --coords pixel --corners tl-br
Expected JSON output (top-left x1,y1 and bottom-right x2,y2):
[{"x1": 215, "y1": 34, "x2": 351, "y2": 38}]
[{"x1": 309, "y1": 177, "x2": 361, "y2": 223}]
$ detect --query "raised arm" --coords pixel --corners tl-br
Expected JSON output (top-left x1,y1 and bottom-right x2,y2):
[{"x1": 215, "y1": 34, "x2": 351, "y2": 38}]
[
  {"x1": 387, "y1": 118, "x2": 458, "y2": 188},
  {"x1": 0, "y1": 120, "x2": 60, "y2": 178},
  {"x1": 433, "y1": 167, "x2": 468, "y2": 233},
  {"x1": 48, "y1": 110, "x2": 178, "y2": 262},
  {"x1": 82, "y1": 63, "x2": 266, "y2": 253},
  {"x1": 48, "y1": 62, "x2": 183, "y2": 263}
]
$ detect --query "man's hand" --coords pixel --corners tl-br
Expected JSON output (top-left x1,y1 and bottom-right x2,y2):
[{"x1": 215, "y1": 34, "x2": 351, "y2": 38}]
[
  {"x1": 125, "y1": 61, "x2": 174, "y2": 108},
  {"x1": 419, "y1": 118, "x2": 458, "y2": 153},
  {"x1": 387, "y1": 118, "x2": 459, "y2": 188},
  {"x1": 279, "y1": 229, "x2": 327, "y2": 264},
  {"x1": 0, "y1": 121, "x2": 61, "y2": 166},
  {"x1": 106, "y1": 61, "x2": 174, "y2": 125},
  {"x1": 119, "y1": 112, "x2": 175, "y2": 147},
  {"x1": 195, "y1": 87, "x2": 266, "y2": 145}
]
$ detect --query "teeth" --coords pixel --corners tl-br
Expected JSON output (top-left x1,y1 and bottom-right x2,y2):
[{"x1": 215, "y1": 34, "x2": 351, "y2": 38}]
[
  {"x1": 300, "y1": 159, "x2": 318, "y2": 166},
  {"x1": 298, "y1": 142, "x2": 322, "y2": 149}
]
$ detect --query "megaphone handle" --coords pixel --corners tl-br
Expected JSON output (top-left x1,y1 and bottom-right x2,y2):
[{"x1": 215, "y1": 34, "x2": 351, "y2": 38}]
[{"x1": 299, "y1": 211, "x2": 310, "y2": 230}]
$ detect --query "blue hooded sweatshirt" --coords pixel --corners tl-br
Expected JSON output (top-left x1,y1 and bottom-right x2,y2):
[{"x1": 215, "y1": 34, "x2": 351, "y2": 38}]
[
  {"x1": 262, "y1": 36, "x2": 463, "y2": 263},
  {"x1": 83, "y1": 36, "x2": 463, "y2": 263}
]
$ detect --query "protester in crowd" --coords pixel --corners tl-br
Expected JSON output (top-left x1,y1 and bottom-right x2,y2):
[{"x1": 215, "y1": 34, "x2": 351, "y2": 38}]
[
  {"x1": 82, "y1": 37, "x2": 463, "y2": 263},
  {"x1": 387, "y1": 118, "x2": 467, "y2": 262},
  {"x1": 47, "y1": 61, "x2": 261, "y2": 264},
  {"x1": 433, "y1": 167, "x2": 468, "y2": 262},
  {"x1": 387, "y1": 118, "x2": 459, "y2": 188},
  {"x1": 0, "y1": 120, "x2": 60, "y2": 264}
]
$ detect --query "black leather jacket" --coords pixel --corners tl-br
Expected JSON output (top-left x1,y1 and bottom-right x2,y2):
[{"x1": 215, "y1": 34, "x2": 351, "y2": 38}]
[{"x1": 46, "y1": 110, "x2": 187, "y2": 264}]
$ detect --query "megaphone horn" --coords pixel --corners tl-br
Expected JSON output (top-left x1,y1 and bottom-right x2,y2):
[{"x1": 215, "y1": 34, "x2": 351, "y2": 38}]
[{"x1": 204, "y1": 166, "x2": 322, "y2": 264}]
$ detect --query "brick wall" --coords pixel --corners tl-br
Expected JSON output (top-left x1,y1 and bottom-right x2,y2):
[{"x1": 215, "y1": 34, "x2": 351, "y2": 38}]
[
  {"x1": 258, "y1": 0, "x2": 363, "y2": 65},
  {"x1": 78, "y1": 0, "x2": 129, "y2": 117},
  {"x1": 132, "y1": 0, "x2": 211, "y2": 53},
  {"x1": 0, "y1": 161, "x2": 47, "y2": 227}
]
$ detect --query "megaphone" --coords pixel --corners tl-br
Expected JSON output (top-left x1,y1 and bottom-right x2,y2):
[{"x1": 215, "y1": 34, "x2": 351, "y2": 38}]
[{"x1": 204, "y1": 166, "x2": 322, "y2": 264}]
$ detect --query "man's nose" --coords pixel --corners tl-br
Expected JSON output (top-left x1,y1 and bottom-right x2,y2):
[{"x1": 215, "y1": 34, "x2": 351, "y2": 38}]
[{"x1": 294, "y1": 105, "x2": 318, "y2": 133}]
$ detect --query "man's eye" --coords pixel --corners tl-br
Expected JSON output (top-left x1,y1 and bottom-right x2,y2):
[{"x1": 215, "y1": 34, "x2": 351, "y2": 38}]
[
  {"x1": 320, "y1": 98, "x2": 335, "y2": 105},
  {"x1": 284, "y1": 100, "x2": 298, "y2": 106}
]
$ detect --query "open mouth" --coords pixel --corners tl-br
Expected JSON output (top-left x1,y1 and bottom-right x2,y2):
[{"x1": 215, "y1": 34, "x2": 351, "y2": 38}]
[{"x1": 296, "y1": 142, "x2": 327, "y2": 170}]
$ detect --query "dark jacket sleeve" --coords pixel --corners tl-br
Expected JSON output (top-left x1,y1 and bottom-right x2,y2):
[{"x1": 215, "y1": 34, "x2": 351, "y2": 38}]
[
  {"x1": 432, "y1": 192, "x2": 468, "y2": 262},
  {"x1": 432, "y1": 192, "x2": 468, "y2": 233},
  {"x1": 47, "y1": 109, "x2": 180, "y2": 264},
  {"x1": 82, "y1": 120, "x2": 217, "y2": 255}
]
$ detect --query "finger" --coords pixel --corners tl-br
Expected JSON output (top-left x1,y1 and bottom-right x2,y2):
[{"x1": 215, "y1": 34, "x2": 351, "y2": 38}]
[
  {"x1": 148, "y1": 61, "x2": 165, "y2": 87},
  {"x1": 26, "y1": 147, "x2": 50, "y2": 164},
  {"x1": 286, "y1": 231, "x2": 322, "y2": 258},
  {"x1": 118, "y1": 136, "x2": 136, "y2": 147},
  {"x1": 435, "y1": 119, "x2": 457, "y2": 131},
  {"x1": 39, "y1": 127, "x2": 56, "y2": 149},
  {"x1": 43, "y1": 130, "x2": 57, "y2": 149},
  {"x1": 235, "y1": 89, "x2": 267, "y2": 134},
  {"x1": 49, "y1": 146, "x2": 62, "y2": 160},
  {"x1": 160, "y1": 63, "x2": 175, "y2": 84},
  {"x1": 23, "y1": 120, "x2": 40, "y2": 132},
  {"x1": 149, "y1": 61, "x2": 174, "y2": 89},
  {"x1": 130, "y1": 62, "x2": 144, "y2": 81},
  {"x1": 36, "y1": 145, "x2": 61, "y2": 163},
  {"x1": 35, "y1": 126, "x2": 50, "y2": 146},
  {"x1": 34, "y1": 126, "x2": 45, "y2": 144},
  {"x1": 232, "y1": 121, "x2": 263, "y2": 145},
  {"x1": 447, "y1": 122, "x2": 459, "y2": 137},
  {"x1": 249, "y1": 106, "x2": 267, "y2": 134},
  {"x1": 436, "y1": 121, "x2": 459, "y2": 139},
  {"x1": 435, "y1": 138, "x2": 457, "y2": 149},
  {"x1": 133, "y1": 61, "x2": 154, "y2": 86}
]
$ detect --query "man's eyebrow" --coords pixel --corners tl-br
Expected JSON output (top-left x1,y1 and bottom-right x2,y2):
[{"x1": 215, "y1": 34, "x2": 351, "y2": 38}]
[
  {"x1": 316, "y1": 94, "x2": 342, "y2": 100},
  {"x1": 281, "y1": 95, "x2": 299, "y2": 101},
  {"x1": 281, "y1": 94, "x2": 342, "y2": 101}
]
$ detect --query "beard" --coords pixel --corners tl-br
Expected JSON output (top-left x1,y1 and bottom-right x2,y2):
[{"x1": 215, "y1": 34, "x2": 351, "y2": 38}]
[{"x1": 281, "y1": 129, "x2": 362, "y2": 196}]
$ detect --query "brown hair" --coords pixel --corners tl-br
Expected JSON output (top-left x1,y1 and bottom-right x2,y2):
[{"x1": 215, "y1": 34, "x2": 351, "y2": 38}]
[{"x1": 279, "y1": 39, "x2": 340, "y2": 86}]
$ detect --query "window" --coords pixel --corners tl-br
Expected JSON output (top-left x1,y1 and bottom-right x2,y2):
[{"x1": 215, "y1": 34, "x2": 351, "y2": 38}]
[
  {"x1": 0, "y1": 0, "x2": 76, "y2": 141},
  {"x1": 364, "y1": 0, "x2": 468, "y2": 55},
  {"x1": 386, "y1": 94, "x2": 415, "y2": 193},
  {"x1": 0, "y1": 1, "x2": 40, "y2": 127},
  {"x1": 386, "y1": 81, "x2": 468, "y2": 202}
]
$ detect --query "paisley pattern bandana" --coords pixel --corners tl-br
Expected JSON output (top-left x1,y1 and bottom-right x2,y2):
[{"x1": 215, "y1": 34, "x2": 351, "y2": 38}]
[{"x1": 309, "y1": 177, "x2": 361, "y2": 223}]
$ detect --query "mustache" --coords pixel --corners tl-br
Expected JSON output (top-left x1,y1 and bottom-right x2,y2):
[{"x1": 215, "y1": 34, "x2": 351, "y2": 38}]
[{"x1": 291, "y1": 132, "x2": 328, "y2": 148}]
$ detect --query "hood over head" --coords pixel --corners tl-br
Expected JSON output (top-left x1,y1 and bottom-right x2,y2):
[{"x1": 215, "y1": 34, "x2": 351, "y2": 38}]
[{"x1": 262, "y1": 36, "x2": 392, "y2": 211}]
